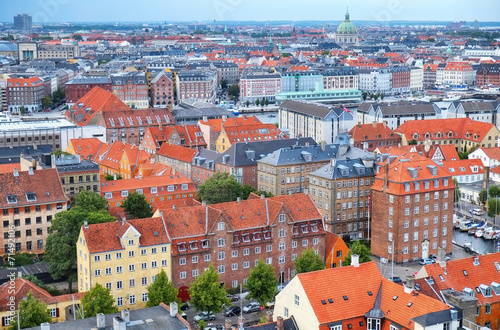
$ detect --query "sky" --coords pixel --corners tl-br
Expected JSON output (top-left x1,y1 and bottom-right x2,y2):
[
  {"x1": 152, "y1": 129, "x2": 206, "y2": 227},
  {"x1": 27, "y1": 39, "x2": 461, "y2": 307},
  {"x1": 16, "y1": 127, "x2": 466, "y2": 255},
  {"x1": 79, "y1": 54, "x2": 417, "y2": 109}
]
[{"x1": 1, "y1": 0, "x2": 499, "y2": 23}]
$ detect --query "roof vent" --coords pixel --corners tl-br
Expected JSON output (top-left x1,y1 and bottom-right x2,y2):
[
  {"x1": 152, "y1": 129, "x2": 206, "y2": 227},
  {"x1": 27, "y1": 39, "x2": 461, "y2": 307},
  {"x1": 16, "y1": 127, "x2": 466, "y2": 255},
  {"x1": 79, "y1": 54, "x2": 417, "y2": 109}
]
[
  {"x1": 473, "y1": 257, "x2": 479, "y2": 266},
  {"x1": 393, "y1": 296, "x2": 398, "y2": 301},
  {"x1": 153, "y1": 231, "x2": 158, "y2": 236}
]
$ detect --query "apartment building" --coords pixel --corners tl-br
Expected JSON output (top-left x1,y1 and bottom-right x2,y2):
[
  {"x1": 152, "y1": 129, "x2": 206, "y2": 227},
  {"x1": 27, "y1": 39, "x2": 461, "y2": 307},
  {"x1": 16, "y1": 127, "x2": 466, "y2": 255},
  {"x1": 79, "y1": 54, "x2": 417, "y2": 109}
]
[
  {"x1": 53, "y1": 155, "x2": 101, "y2": 199},
  {"x1": 309, "y1": 157, "x2": 376, "y2": 240},
  {"x1": 150, "y1": 70, "x2": 174, "y2": 108},
  {"x1": 0, "y1": 168, "x2": 67, "y2": 255},
  {"x1": 6, "y1": 77, "x2": 46, "y2": 113},
  {"x1": 65, "y1": 75, "x2": 113, "y2": 107},
  {"x1": 371, "y1": 157, "x2": 454, "y2": 263},
  {"x1": 321, "y1": 67, "x2": 359, "y2": 90},
  {"x1": 215, "y1": 123, "x2": 285, "y2": 153},
  {"x1": 111, "y1": 72, "x2": 149, "y2": 109},
  {"x1": 349, "y1": 122, "x2": 401, "y2": 152},
  {"x1": 240, "y1": 70, "x2": 282, "y2": 104},
  {"x1": 176, "y1": 69, "x2": 217, "y2": 103},
  {"x1": 281, "y1": 71, "x2": 323, "y2": 93},
  {"x1": 77, "y1": 217, "x2": 172, "y2": 310}
]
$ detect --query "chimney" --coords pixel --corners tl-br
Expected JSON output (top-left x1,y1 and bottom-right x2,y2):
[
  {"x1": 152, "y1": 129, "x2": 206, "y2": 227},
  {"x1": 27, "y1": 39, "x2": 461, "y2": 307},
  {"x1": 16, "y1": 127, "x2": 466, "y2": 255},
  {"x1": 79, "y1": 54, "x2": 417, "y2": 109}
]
[
  {"x1": 321, "y1": 142, "x2": 326, "y2": 152},
  {"x1": 304, "y1": 189, "x2": 308, "y2": 195},
  {"x1": 450, "y1": 309, "x2": 458, "y2": 321},
  {"x1": 84, "y1": 221, "x2": 89, "y2": 228},
  {"x1": 225, "y1": 319, "x2": 233, "y2": 330},
  {"x1": 203, "y1": 116, "x2": 208, "y2": 122},
  {"x1": 277, "y1": 316, "x2": 284, "y2": 330},
  {"x1": 372, "y1": 121, "x2": 377, "y2": 128},
  {"x1": 331, "y1": 159, "x2": 336, "y2": 167},
  {"x1": 404, "y1": 276, "x2": 415, "y2": 294},
  {"x1": 202, "y1": 200, "x2": 207, "y2": 206},
  {"x1": 437, "y1": 247, "x2": 446, "y2": 267},
  {"x1": 351, "y1": 254, "x2": 359, "y2": 267},
  {"x1": 113, "y1": 173, "x2": 117, "y2": 180},
  {"x1": 40, "y1": 323, "x2": 50, "y2": 330},
  {"x1": 113, "y1": 316, "x2": 126, "y2": 330},
  {"x1": 121, "y1": 308, "x2": 130, "y2": 323},
  {"x1": 358, "y1": 122, "x2": 362, "y2": 128},
  {"x1": 169, "y1": 302, "x2": 178, "y2": 317},
  {"x1": 261, "y1": 194, "x2": 265, "y2": 199},
  {"x1": 13, "y1": 168, "x2": 19, "y2": 177},
  {"x1": 289, "y1": 191, "x2": 293, "y2": 197},
  {"x1": 266, "y1": 311, "x2": 273, "y2": 323},
  {"x1": 121, "y1": 216, "x2": 126, "y2": 225},
  {"x1": 383, "y1": 121, "x2": 387, "y2": 128},
  {"x1": 150, "y1": 157, "x2": 155, "y2": 163},
  {"x1": 172, "y1": 168, "x2": 176, "y2": 175},
  {"x1": 173, "y1": 204, "x2": 177, "y2": 211},
  {"x1": 237, "y1": 197, "x2": 241, "y2": 203},
  {"x1": 382, "y1": 162, "x2": 389, "y2": 192},
  {"x1": 484, "y1": 166, "x2": 490, "y2": 189},
  {"x1": 222, "y1": 115, "x2": 227, "y2": 122},
  {"x1": 96, "y1": 313, "x2": 106, "y2": 329},
  {"x1": 159, "y1": 122, "x2": 163, "y2": 130},
  {"x1": 17, "y1": 271, "x2": 22, "y2": 278}
]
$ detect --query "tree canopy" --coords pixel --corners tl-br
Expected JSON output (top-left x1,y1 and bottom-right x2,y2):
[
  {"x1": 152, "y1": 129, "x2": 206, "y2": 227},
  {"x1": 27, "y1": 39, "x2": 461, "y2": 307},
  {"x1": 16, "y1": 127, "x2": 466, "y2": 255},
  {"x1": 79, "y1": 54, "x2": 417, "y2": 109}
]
[
  {"x1": 121, "y1": 191, "x2": 153, "y2": 219},
  {"x1": 146, "y1": 269, "x2": 180, "y2": 307},
  {"x1": 489, "y1": 185, "x2": 500, "y2": 198},
  {"x1": 81, "y1": 283, "x2": 118, "y2": 317},
  {"x1": 342, "y1": 240, "x2": 372, "y2": 266},
  {"x1": 197, "y1": 172, "x2": 243, "y2": 204},
  {"x1": 9, "y1": 291, "x2": 52, "y2": 330},
  {"x1": 44, "y1": 191, "x2": 115, "y2": 292},
  {"x1": 295, "y1": 248, "x2": 325, "y2": 274},
  {"x1": 479, "y1": 190, "x2": 488, "y2": 205},
  {"x1": 487, "y1": 198, "x2": 500, "y2": 218},
  {"x1": 246, "y1": 259, "x2": 278, "y2": 305},
  {"x1": 41, "y1": 95, "x2": 52, "y2": 109},
  {"x1": 188, "y1": 264, "x2": 231, "y2": 313},
  {"x1": 228, "y1": 84, "x2": 240, "y2": 100}
]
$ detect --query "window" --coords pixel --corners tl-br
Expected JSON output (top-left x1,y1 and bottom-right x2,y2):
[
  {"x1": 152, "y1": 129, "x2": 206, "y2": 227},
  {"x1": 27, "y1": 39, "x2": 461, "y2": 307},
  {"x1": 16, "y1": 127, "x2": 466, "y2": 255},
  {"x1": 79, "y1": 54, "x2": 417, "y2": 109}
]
[
  {"x1": 266, "y1": 258, "x2": 272, "y2": 264},
  {"x1": 192, "y1": 256, "x2": 198, "y2": 263},
  {"x1": 255, "y1": 246, "x2": 261, "y2": 254},
  {"x1": 218, "y1": 265, "x2": 225, "y2": 274},
  {"x1": 117, "y1": 297, "x2": 123, "y2": 307},
  {"x1": 485, "y1": 304, "x2": 491, "y2": 314},
  {"x1": 116, "y1": 266, "x2": 122, "y2": 273},
  {"x1": 232, "y1": 263, "x2": 238, "y2": 271},
  {"x1": 94, "y1": 269, "x2": 101, "y2": 277},
  {"x1": 141, "y1": 262, "x2": 147, "y2": 270},
  {"x1": 218, "y1": 238, "x2": 225, "y2": 247},
  {"x1": 244, "y1": 261, "x2": 250, "y2": 268},
  {"x1": 218, "y1": 222, "x2": 225, "y2": 231},
  {"x1": 105, "y1": 268, "x2": 111, "y2": 275},
  {"x1": 284, "y1": 307, "x2": 289, "y2": 318},
  {"x1": 180, "y1": 271, "x2": 186, "y2": 279},
  {"x1": 128, "y1": 251, "x2": 135, "y2": 257},
  {"x1": 116, "y1": 281, "x2": 123, "y2": 289},
  {"x1": 204, "y1": 254, "x2": 210, "y2": 262},
  {"x1": 368, "y1": 318, "x2": 381, "y2": 330},
  {"x1": 294, "y1": 294, "x2": 300, "y2": 306},
  {"x1": 129, "y1": 295, "x2": 136, "y2": 304},
  {"x1": 279, "y1": 255, "x2": 285, "y2": 264},
  {"x1": 218, "y1": 251, "x2": 225, "y2": 260},
  {"x1": 192, "y1": 269, "x2": 199, "y2": 277},
  {"x1": 129, "y1": 264, "x2": 135, "y2": 271},
  {"x1": 279, "y1": 213, "x2": 286, "y2": 222},
  {"x1": 302, "y1": 239, "x2": 308, "y2": 246},
  {"x1": 94, "y1": 255, "x2": 101, "y2": 262},
  {"x1": 180, "y1": 257, "x2": 186, "y2": 265},
  {"x1": 142, "y1": 293, "x2": 148, "y2": 303},
  {"x1": 129, "y1": 279, "x2": 135, "y2": 287},
  {"x1": 128, "y1": 239, "x2": 134, "y2": 246},
  {"x1": 279, "y1": 228, "x2": 286, "y2": 238}
]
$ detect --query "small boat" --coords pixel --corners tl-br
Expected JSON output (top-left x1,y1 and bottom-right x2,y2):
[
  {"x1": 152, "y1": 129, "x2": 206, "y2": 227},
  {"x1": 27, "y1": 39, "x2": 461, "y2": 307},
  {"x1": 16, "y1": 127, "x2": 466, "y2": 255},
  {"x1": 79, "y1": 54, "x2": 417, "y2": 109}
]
[
  {"x1": 460, "y1": 221, "x2": 473, "y2": 232},
  {"x1": 267, "y1": 114, "x2": 276, "y2": 118},
  {"x1": 484, "y1": 229, "x2": 500, "y2": 240},
  {"x1": 468, "y1": 221, "x2": 486, "y2": 235},
  {"x1": 475, "y1": 226, "x2": 491, "y2": 238},
  {"x1": 454, "y1": 217, "x2": 469, "y2": 229},
  {"x1": 462, "y1": 221, "x2": 484, "y2": 233},
  {"x1": 232, "y1": 108, "x2": 239, "y2": 116}
]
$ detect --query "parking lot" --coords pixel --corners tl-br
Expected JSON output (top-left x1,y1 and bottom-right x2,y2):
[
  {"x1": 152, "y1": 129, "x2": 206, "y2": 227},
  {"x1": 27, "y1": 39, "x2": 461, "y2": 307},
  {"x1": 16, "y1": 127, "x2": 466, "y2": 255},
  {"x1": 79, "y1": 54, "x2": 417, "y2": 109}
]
[{"x1": 182, "y1": 294, "x2": 271, "y2": 329}]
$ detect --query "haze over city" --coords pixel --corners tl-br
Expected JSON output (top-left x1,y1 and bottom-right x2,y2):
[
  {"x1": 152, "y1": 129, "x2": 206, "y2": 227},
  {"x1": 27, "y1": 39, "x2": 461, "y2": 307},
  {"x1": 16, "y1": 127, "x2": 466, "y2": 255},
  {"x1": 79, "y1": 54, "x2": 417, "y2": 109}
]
[{"x1": 1, "y1": 0, "x2": 499, "y2": 22}]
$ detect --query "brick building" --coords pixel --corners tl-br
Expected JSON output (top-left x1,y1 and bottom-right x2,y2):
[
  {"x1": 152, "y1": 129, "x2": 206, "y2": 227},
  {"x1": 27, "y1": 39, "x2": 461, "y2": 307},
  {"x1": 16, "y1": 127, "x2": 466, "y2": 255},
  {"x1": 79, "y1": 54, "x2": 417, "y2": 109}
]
[
  {"x1": 308, "y1": 157, "x2": 376, "y2": 241},
  {"x1": 390, "y1": 66, "x2": 411, "y2": 95},
  {"x1": 156, "y1": 193, "x2": 326, "y2": 294},
  {"x1": 7, "y1": 77, "x2": 46, "y2": 113},
  {"x1": 371, "y1": 157, "x2": 454, "y2": 263},
  {"x1": 175, "y1": 69, "x2": 217, "y2": 103},
  {"x1": 0, "y1": 168, "x2": 67, "y2": 255},
  {"x1": 65, "y1": 75, "x2": 112, "y2": 107},
  {"x1": 349, "y1": 122, "x2": 401, "y2": 152},
  {"x1": 150, "y1": 70, "x2": 174, "y2": 108},
  {"x1": 476, "y1": 63, "x2": 500, "y2": 88},
  {"x1": 111, "y1": 72, "x2": 149, "y2": 109}
]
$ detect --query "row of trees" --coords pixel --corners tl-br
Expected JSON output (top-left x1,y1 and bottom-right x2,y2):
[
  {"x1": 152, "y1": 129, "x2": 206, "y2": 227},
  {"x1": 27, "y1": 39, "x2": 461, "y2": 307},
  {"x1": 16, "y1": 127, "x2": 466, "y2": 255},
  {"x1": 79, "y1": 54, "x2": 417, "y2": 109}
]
[
  {"x1": 41, "y1": 87, "x2": 66, "y2": 110},
  {"x1": 361, "y1": 91, "x2": 385, "y2": 101}
]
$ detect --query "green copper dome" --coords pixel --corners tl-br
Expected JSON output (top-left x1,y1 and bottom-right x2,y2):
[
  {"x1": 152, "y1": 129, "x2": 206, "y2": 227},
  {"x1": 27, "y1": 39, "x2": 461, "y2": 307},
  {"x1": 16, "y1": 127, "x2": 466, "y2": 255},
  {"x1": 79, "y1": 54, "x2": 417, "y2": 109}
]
[{"x1": 336, "y1": 9, "x2": 357, "y2": 34}]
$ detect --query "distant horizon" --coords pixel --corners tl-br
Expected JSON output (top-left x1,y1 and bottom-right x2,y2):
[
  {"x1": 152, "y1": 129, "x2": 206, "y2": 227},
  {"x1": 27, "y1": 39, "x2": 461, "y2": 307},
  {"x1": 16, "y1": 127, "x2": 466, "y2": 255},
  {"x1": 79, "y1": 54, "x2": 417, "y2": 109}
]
[{"x1": 1, "y1": 0, "x2": 499, "y2": 24}]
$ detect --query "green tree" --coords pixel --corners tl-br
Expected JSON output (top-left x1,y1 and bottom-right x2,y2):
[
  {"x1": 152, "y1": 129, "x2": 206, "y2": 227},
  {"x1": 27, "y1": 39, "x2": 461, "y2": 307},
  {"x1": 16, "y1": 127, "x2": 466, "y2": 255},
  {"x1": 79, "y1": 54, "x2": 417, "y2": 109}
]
[
  {"x1": 2, "y1": 252, "x2": 36, "y2": 268},
  {"x1": 9, "y1": 291, "x2": 52, "y2": 329},
  {"x1": 265, "y1": 99, "x2": 269, "y2": 106},
  {"x1": 41, "y1": 95, "x2": 53, "y2": 110},
  {"x1": 197, "y1": 172, "x2": 243, "y2": 204},
  {"x1": 74, "y1": 190, "x2": 108, "y2": 212},
  {"x1": 245, "y1": 100, "x2": 250, "y2": 107},
  {"x1": 489, "y1": 185, "x2": 500, "y2": 198},
  {"x1": 453, "y1": 178, "x2": 461, "y2": 204},
  {"x1": 487, "y1": 198, "x2": 500, "y2": 218},
  {"x1": 255, "y1": 99, "x2": 260, "y2": 106},
  {"x1": 479, "y1": 189, "x2": 488, "y2": 205},
  {"x1": 295, "y1": 248, "x2": 325, "y2": 274},
  {"x1": 228, "y1": 84, "x2": 240, "y2": 100},
  {"x1": 81, "y1": 283, "x2": 118, "y2": 317},
  {"x1": 427, "y1": 37, "x2": 436, "y2": 42},
  {"x1": 408, "y1": 139, "x2": 418, "y2": 145},
  {"x1": 146, "y1": 269, "x2": 180, "y2": 307},
  {"x1": 362, "y1": 91, "x2": 368, "y2": 101},
  {"x1": 380, "y1": 93, "x2": 385, "y2": 101},
  {"x1": 246, "y1": 259, "x2": 278, "y2": 306},
  {"x1": 342, "y1": 240, "x2": 371, "y2": 266},
  {"x1": 72, "y1": 34, "x2": 83, "y2": 40},
  {"x1": 321, "y1": 50, "x2": 330, "y2": 55},
  {"x1": 220, "y1": 79, "x2": 229, "y2": 89},
  {"x1": 188, "y1": 264, "x2": 231, "y2": 313},
  {"x1": 44, "y1": 191, "x2": 115, "y2": 292},
  {"x1": 20, "y1": 106, "x2": 27, "y2": 115},
  {"x1": 121, "y1": 191, "x2": 153, "y2": 219},
  {"x1": 52, "y1": 87, "x2": 65, "y2": 103},
  {"x1": 242, "y1": 184, "x2": 273, "y2": 199}
]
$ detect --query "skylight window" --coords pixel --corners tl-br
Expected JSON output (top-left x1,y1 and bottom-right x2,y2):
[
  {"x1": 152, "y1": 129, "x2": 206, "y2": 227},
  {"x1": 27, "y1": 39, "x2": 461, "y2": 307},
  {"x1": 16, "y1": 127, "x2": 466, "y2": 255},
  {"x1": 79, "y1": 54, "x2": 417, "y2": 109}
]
[
  {"x1": 328, "y1": 298, "x2": 333, "y2": 303},
  {"x1": 463, "y1": 270, "x2": 468, "y2": 276},
  {"x1": 321, "y1": 300, "x2": 327, "y2": 305},
  {"x1": 25, "y1": 192, "x2": 36, "y2": 202},
  {"x1": 6, "y1": 194, "x2": 17, "y2": 204}
]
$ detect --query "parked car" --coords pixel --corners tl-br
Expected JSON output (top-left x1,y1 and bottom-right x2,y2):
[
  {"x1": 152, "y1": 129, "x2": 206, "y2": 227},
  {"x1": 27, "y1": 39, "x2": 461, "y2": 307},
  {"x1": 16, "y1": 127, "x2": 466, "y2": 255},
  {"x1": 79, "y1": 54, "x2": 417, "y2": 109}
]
[
  {"x1": 419, "y1": 258, "x2": 435, "y2": 265},
  {"x1": 430, "y1": 254, "x2": 451, "y2": 262},
  {"x1": 224, "y1": 306, "x2": 241, "y2": 317},
  {"x1": 265, "y1": 300, "x2": 275, "y2": 309},
  {"x1": 389, "y1": 277, "x2": 402, "y2": 283},
  {"x1": 180, "y1": 302, "x2": 189, "y2": 311},
  {"x1": 193, "y1": 311, "x2": 215, "y2": 322},
  {"x1": 242, "y1": 302, "x2": 260, "y2": 313},
  {"x1": 226, "y1": 294, "x2": 239, "y2": 302},
  {"x1": 471, "y1": 208, "x2": 483, "y2": 216}
]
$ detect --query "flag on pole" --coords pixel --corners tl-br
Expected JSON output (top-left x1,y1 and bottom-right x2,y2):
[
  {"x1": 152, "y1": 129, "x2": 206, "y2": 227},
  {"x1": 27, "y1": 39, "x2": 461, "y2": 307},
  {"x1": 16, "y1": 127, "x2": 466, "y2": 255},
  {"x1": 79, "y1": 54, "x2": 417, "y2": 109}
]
[{"x1": 343, "y1": 106, "x2": 352, "y2": 114}]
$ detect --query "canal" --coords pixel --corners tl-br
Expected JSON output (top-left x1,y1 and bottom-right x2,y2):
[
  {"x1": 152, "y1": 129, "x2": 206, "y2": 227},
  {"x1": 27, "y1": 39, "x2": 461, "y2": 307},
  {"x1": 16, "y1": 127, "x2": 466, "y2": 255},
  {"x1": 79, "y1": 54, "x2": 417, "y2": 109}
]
[{"x1": 453, "y1": 228, "x2": 500, "y2": 254}]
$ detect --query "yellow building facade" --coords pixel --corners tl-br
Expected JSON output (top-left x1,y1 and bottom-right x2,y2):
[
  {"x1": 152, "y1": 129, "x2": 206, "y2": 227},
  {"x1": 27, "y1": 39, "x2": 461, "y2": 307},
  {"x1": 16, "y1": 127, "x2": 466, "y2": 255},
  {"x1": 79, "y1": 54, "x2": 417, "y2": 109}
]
[{"x1": 77, "y1": 218, "x2": 172, "y2": 311}]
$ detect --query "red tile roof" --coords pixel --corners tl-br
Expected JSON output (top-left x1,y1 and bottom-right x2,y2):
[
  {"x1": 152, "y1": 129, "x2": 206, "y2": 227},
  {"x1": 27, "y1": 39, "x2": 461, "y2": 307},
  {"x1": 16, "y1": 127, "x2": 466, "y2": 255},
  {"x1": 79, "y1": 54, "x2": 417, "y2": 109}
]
[
  {"x1": 349, "y1": 122, "x2": 399, "y2": 142},
  {"x1": 67, "y1": 138, "x2": 109, "y2": 162},
  {"x1": 157, "y1": 143, "x2": 198, "y2": 163},
  {"x1": 82, "y1": 217, "x2": 171, "y2": 254},
  {"x1": 478, "y1": 147, "x2": 500, "y2": 161},
  {"x1": 0, "y1": 168, "x2": 67, "y2": 208},
  {"x1": 0, "y1": 278, "x2": 84, "y2": 311},
  {"x1": 0, "y1": 163, "x2": 20, "y2": 174},
  {"x1": 422, "y1": 252, "x2": 500, "y2": 305},
  {"x1": 99, "y1": 141, "x2": 129, "y2": 171},
  {"x1": 222, "y1": 123, "x2": 286, "y2": 143},
  {"x1": 440, "y1": 159, "x2": 484, "y2": 176},
  {"x1": 198, "y1": 115, "x2": 262, "y2": 134},
  {"x1": 7, "y1": 77, "x2": 44, "y2": 87}
]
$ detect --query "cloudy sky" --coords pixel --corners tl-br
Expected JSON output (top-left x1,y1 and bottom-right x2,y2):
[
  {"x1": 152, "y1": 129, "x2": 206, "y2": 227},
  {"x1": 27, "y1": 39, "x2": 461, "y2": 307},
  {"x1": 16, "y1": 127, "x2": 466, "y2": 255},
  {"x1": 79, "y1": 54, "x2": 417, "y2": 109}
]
[{"x1": 2, "y1": 0, "x2": 499, "y2": 23}]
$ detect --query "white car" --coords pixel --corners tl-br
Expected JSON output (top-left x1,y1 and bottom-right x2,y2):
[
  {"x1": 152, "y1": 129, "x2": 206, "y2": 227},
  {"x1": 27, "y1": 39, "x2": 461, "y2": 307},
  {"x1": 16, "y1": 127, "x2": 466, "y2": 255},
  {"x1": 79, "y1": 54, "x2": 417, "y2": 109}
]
[{"x1": 242, "y1": 302, "x2": 260, "y2": 313}]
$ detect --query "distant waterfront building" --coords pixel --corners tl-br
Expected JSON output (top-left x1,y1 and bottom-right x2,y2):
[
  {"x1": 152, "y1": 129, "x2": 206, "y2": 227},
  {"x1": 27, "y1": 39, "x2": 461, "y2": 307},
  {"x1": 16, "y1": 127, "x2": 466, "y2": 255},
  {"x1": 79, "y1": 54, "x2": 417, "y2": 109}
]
[
  {"x1": 335, "y1": 9, "x2": 358, "y2": 46},
  {"x1": 281, "y1": 71, "x2": 324, "y2": 93},
  {"x1": 13, "y1": 14, "x2": 32, "y2": 32},
  {"x1": 321, "y1": 67, "x2": 359, "y2": 90}
]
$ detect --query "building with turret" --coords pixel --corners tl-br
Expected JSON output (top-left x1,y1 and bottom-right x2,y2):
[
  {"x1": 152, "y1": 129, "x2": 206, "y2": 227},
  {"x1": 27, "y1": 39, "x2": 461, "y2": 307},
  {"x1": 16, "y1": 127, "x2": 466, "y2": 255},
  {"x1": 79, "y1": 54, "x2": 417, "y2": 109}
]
[{"x1": 335, "y1": 9, "x2": 358, "y2": 46}]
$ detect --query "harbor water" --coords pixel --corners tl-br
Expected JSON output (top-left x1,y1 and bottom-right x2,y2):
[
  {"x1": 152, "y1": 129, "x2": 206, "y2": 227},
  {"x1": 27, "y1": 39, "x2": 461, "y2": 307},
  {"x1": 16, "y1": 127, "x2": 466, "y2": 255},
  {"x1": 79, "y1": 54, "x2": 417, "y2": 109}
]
[{"x1": 453, "y1": 228, "x2": 500, "y2": 254}]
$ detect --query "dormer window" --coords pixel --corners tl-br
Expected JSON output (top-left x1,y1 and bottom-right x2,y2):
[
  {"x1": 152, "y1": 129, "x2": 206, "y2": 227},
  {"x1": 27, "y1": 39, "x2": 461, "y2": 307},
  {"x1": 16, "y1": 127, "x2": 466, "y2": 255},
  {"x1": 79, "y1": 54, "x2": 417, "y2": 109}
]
[
  {"x1": 293, "y1": 226, "x2": 299, "y2": 235},
  {"x1": 253, "y1": 232, "x2": 261, "y2": 241},
  {"x1": 242, "y1": 233, "x2": 250, "y2": 242},
  {"x1": 311, "y1": 223, "x2": 319, "y2": 232},
  {"x1": 301, "y1": 225, "x2": 309, "y2": 234},
  {"x1": 6, "y1": 194, "x2": 17, "y2": 204},
  {"x1": 128, "y1": 239, "x2": 134, "y2": 245},
  {"x1": 201, "y1": 239, "x2": 209, "y2": 248},
  {"x1": 178, "y1": 242, "x2": 187, "y2": 251},
  {"x1": 233, "y1": 234, "x2": 240, "y2": 243},
  {"x1": 480, "y1": 284, "x2": 492, "y2": 297},
  {"x1": 463, "y1": 287, "x2": 475, "y2": 297},
  {"x1": 25, "y1": 192, "x2": 36, "y2": 202},
  {"x1": 263, "y1": 230, "x2": 271, "y2": 239}
]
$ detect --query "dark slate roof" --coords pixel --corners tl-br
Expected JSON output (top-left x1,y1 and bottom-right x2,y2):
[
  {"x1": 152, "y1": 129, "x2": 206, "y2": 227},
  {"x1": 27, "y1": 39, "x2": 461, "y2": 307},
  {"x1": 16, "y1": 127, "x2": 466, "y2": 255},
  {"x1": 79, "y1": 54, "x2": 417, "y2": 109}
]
[
  {"x1": 310, "y1": 157, "x2": 375, "y2": 180},
  {"x1": 172, "y1": 106, "x2": 235, "y2": 124},
  {"x1": 280, "y1": 100, "x2": 338, "y2": 119},
  {"x1": 23, "y1": 305, "x2": 189, "y2": 330},
  {"x1": 66, "y1": 75, "x2": 111, "y2": 85},
  {"x1": 215, "y1": 137, "x2": 317, "y2": 167},
  {"x1": 245, "y1": 316, "x2": 299, "y2": 330},
  {"x1": 0, "y1": 145, "x2": 52, "y2": 164},
  {"x1": 374, "y1": 102, "x2": 437, "y2": 116},
  {"x1": 365, "y1": 284, "x2": 385, "y2": 318},
  {"x1": 192, "y1": 148, "x2": 220, "y2": 170},
  {"x1": 459, "y1": 101, "x2": 497, "y2": 112},
  {"x1": 56, "y1": 159, "x2": 99, "y2": 174},
  {"x1": 411, "y1": 309, "x2": 460, "y2": 327},
  {"x1": 110, "y1": 72, "x2": 147, "y2": 85}
]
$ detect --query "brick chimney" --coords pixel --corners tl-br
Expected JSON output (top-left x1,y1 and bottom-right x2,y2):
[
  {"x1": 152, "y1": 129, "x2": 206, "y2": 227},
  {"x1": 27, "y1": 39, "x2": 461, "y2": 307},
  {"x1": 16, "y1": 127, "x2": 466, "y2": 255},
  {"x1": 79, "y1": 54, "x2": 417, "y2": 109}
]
[
  {"x1": 484, "y1": 166, "x2": 490, "y2": 189},
  {"x1": 277, "y1": 316, "x2": 284, "y2": 330},
  {"x1": 266, "y1": 311, "x2": 273, "y2": 323},
  {"x1": 382, "y1": 162, "x2": 389, "y2": 192},
  {"x1": 225, "y1": 319, "x2": 232, "y2": 330}
]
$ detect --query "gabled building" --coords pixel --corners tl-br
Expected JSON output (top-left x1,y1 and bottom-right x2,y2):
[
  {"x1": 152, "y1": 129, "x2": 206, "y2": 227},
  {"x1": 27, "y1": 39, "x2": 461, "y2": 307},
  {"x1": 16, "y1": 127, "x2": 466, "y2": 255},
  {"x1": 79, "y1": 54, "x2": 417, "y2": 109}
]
[
  {"x1": 371, "y1": 158, "x2": 454, "y2": 263},
  {"x1": 0, "y1": 278, "x2": 84, "y2": 329},
  {"x1": 274, "y1": 260, "x2": 459, "y2": 330},
  {"x1": 66, "y1": 137, "x2": 110, "y2": 162},
  {"x1": 417, "y1": 252, "x2": 500, "y2": 329},
  {"x1": 349, "y1": 122, "x2": 401, "y2": 152},
  {"x1": 0, "y1": 168, "x2": 67, "y2": 255},
  {"x1": 468, "y1": 146, "x2": 500, "y2": 167},
  {"x1": 155, "y1": 193, "x2": 326, "y2": 296},
  {"x1": 395, "y1": 117, "x2": 500, "y2": 152},
  {"x1": 150, "y1": 70, "x2": 174, "y2": 108},
  {"x1": 215, "y1": 123, "x2": 286, "y2": 153},
  {"x1": 77, "y1": 217, "x2": 172, "y2": 310},
  {"x1": 476, "y1": 63, "x2": 500, "y2": 87},
  {"x1": 448, "y1": 101, "x2": 500, "y2": 126},
  {"x1": 157, "y1": 144, "x2": 197, "y2": 179},
  {"x1": 440, "y1": 159, "x2": 484, "y2": 184},
  {"x1": 324, "y1": 232, "x2": 349, "y2": 269},
  {"x1": 111, "y1": 71, "x2": 149, "y2": 109},
  {"x1": 141, "y1": 125, "x2": 206, "y2": 153}
]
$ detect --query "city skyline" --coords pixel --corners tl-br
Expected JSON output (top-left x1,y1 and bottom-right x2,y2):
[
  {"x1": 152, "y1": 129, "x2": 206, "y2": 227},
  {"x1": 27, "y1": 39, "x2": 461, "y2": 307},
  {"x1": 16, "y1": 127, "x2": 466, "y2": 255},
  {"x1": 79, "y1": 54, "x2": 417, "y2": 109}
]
[{"x1": 1, "y1": 0, "x2": 499, "y2": 24}]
